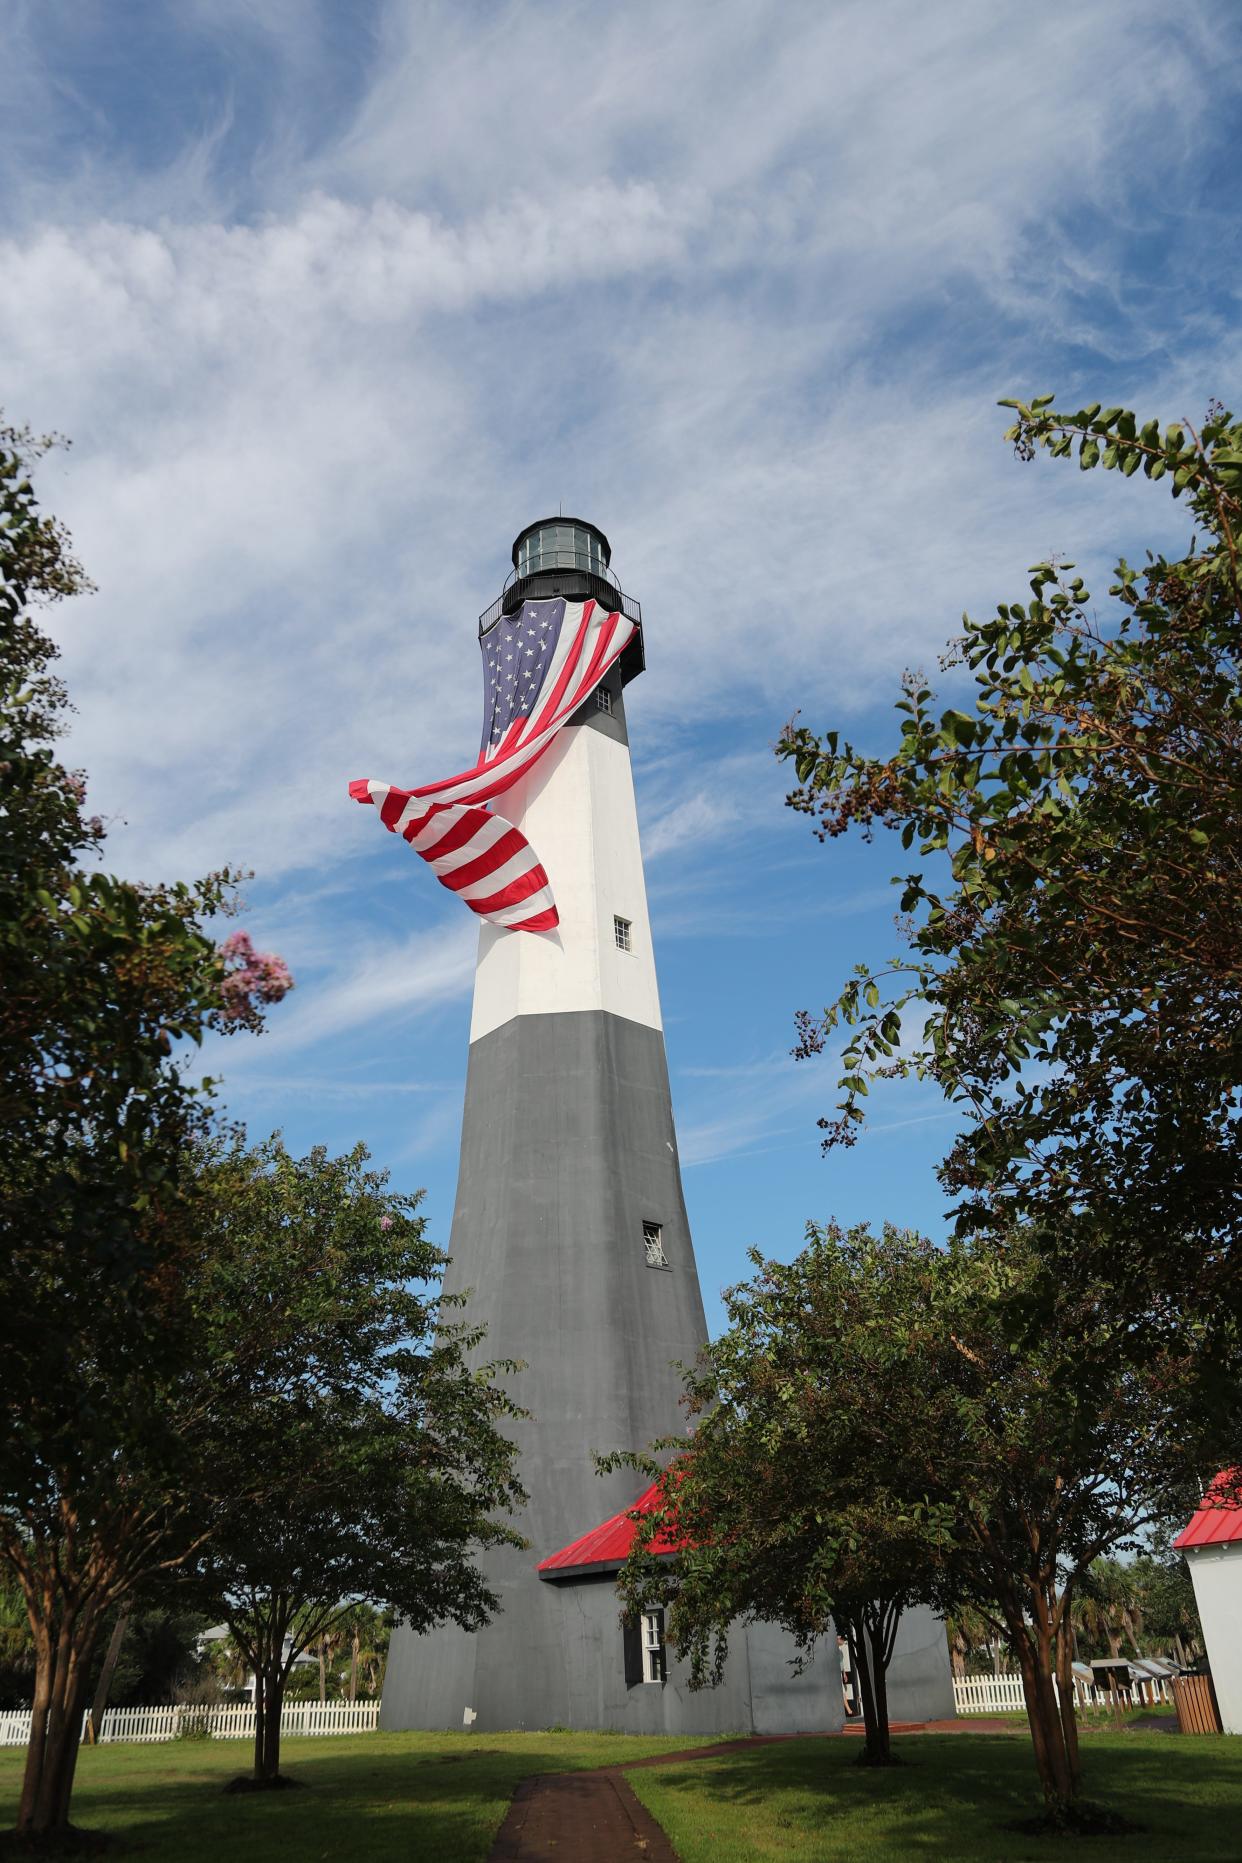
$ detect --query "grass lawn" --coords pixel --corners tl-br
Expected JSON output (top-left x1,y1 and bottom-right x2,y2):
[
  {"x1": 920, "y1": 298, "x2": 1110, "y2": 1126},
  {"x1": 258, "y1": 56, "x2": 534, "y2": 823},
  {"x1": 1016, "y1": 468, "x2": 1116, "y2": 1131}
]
[
  {"x1": 0, "y1": 1730, "x2": 714, "y2": 1860},
  {"x1": 627, "y1": 1730, "x2": 1242, "y2": 1862},
  {"x1": 3, "y1": 1726, "x2": 1237, "y2": 1860}
]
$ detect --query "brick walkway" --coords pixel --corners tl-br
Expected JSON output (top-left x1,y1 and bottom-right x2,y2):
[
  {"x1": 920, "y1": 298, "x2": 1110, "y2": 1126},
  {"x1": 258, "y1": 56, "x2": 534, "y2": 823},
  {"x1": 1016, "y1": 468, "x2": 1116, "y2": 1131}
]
[
  {"x1": 489, "y1": 1768, "x2": 678, "y2": 1861},
  {"x1": 487, "y1": 1721, "x2": 1017, "y2": 1858}
]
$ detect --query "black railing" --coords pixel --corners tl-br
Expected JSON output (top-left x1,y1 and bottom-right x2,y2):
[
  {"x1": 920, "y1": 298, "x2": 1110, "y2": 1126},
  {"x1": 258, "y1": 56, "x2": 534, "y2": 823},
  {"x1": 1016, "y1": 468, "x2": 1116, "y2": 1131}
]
[{"x1": 478, "y1": 567, "x2": 642, "y2": 634}]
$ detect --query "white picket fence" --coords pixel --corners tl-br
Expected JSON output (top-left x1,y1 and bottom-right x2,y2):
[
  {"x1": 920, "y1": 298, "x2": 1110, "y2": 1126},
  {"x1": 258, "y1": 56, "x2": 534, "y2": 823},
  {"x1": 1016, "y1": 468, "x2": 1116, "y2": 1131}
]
[
  {"x1": 0, "y1": 1699, "x2": 381, "y2": 1749},
  {"x1": 953, "y1": 1673, "x2": 1174, "y2": 1715}
]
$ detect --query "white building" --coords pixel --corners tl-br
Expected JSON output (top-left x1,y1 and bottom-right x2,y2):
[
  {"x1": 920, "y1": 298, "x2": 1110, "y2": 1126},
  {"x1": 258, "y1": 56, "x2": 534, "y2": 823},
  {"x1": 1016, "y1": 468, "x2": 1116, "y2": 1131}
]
[{"x1": 1175, "y1": 1481, "x2": 1242, "y2": 1733}]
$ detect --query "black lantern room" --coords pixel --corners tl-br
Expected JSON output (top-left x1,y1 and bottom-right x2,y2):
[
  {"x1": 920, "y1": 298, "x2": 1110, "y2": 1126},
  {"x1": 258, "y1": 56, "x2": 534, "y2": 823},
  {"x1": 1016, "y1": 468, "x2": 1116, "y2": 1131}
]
[{"x1": 479, "y1": 515, "x2": 645, "y2": 684}]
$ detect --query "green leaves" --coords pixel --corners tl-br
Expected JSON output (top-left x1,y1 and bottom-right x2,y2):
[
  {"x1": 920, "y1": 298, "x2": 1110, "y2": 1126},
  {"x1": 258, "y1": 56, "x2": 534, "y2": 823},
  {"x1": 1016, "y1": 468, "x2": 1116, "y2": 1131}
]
[{"x1": 778, "y1": 390, "x2": 1242, "y2": 1420}]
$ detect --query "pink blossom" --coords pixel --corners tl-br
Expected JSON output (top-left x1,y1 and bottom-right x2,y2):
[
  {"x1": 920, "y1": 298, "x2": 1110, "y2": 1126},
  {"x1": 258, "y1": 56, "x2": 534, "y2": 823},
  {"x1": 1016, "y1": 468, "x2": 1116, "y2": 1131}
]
[
  {"x1": 217, "y1": 928, "x2": 294, "y2": 1026},
  {"x1": 380, "y1": 1214, "x2": 393, "y2": 1231}
]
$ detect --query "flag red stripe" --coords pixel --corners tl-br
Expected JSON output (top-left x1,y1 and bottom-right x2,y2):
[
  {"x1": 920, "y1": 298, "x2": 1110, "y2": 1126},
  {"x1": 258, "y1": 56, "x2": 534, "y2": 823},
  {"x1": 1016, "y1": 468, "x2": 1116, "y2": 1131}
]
[
  {"x1": 438, "y1": 826, "x2": 529, "y2": 894},
  {"x1": 414, "y1": 808, "x2": 485, "y2": 863},
  {"x1": 461, "y1": 863, "x2": 551, "y2": 915},
  {"x1": 379, "y1": 789, "x2": 412, "y2": 830},
  {"x1": 508, "y1": 905, "x2": 559, "y2": 932}
]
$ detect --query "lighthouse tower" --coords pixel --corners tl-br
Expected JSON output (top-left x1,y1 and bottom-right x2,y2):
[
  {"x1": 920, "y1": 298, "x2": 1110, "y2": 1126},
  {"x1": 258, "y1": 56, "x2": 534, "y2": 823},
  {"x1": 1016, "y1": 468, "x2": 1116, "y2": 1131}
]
[{"x1": 379, "y1": 521, "x2": 952, "y2": 1734}]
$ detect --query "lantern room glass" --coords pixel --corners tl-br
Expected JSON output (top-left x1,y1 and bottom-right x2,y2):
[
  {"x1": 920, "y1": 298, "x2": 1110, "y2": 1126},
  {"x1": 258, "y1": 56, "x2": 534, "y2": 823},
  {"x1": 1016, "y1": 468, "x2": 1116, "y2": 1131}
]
[{"x1": 515, "y1": 523, "x2": 609, "y2": 579}]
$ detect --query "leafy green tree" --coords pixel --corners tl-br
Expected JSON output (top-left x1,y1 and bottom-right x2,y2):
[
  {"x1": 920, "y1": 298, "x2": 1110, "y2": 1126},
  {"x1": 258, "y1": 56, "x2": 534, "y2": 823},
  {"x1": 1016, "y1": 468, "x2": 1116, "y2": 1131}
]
[
  {"x1": 609, "y1": 1224, "x2": 961, "y2": 1768},
  {"x1": 175, "y1": 1137, "x2": 526, "y2": 1787},
  {"x1": 0, "y1": 1583, "x2": 35, "y2": 1710},
  {"x1": 0, "y1": 421, "x2": 291, "y2": 1841},
  {"x1": 778, "y1": 398, "x2": 1242, "y2": 1372},
  {"x1": 341, "y1": 1603, "x2": 390, "y2": 1701},
  {"x1": 1073, "y1": 1559, "x2": 1141, "y2": 1662},
  {"x1": 946, "y1": 1602, "x2": 1003, "y2": 1678},
  {"x1": 1130, "y1": 1553, "x2": 1202, "y2": 1666},
  {"x1": 919, "y1": 1234, "x2": 1207, "y2": 1817},
  {"x1": 621, "y1": 1221, "x2": 1207, "y2": 1818}
]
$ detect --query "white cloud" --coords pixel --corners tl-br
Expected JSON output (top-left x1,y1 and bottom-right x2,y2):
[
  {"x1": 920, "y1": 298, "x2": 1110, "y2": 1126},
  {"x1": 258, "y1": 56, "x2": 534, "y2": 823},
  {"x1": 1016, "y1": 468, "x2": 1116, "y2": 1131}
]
[
  {"x1": 1, "y1": 0, "x2": 1236, "y2": 1050},
  {"x1": 200, "y1": 916, "x2": 476, "y2": 1081}
]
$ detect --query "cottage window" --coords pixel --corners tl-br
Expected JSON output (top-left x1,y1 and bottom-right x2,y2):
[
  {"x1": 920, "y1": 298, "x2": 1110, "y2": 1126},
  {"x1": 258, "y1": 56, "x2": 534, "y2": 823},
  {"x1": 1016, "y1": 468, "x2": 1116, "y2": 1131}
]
[{"x1": 624, "y1": 1610, "x2": 667, "y2": 1686}]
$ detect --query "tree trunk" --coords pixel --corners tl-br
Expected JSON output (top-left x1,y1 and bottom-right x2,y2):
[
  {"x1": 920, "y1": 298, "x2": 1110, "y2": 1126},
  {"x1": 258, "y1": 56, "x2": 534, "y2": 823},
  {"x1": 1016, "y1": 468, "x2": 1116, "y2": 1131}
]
[
  {"x1": 318, "y1": 1638, "x2": 326, "y2": 1706},
  {"x1": 15, "y1": 1603, "x2": 104, "y2": 1837},
  {"x1": 867, "y1": 1616, "x2": 893, "y2": 1762},
  {"x1": 1054, "y1": 1615, "x2": 1081, "y2": 1797},
  {"x1": 16, "y1": 1620, "x2": 54, "y2": 1835},
  {"x1": 843, "y1": 1604, "x2": 898, "y2": 1767},
  {"x1": 349, "y1": 1629, "x2": 358, "y2": 1704},
  {"x1": 253, "y1": 1663, "x2": 285, "y2": 1782},
  {"x1": 1013, "y1": 1619, "x2": 1076, "y2": 1811},
  {"x1": 87, "y1": 1604, "x2": 131, "y2": 1745},
  {"x1": 252, "y1": 1669, "x2": 266, "y2": 1782},
  {"x1": 844, "y1": 1620, "x2": 880, "y2": 1757}
]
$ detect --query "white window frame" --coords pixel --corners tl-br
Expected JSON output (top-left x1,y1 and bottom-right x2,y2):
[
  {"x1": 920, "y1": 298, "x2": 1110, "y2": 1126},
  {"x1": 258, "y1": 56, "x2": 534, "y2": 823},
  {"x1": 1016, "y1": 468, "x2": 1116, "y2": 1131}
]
[
  {"x1": 641, "y1": 1610, "x2": 665, "y2": 1684},
  {"x1": 594, "y1": 684, "x2": 613, "y2": 715},
  {"x1": 643, "y1": 1221, "x2": 670, "y2": 1270},
  {"x1": 613, "y1": 914, "x2": 632, "y2": 953}
]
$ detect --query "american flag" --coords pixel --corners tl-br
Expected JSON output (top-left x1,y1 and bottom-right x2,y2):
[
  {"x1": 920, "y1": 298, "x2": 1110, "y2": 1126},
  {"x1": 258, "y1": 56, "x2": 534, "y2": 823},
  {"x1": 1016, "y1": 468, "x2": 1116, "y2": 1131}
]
[{"x1": 350, "y1": 597, "x2": 637, "y2": 934}]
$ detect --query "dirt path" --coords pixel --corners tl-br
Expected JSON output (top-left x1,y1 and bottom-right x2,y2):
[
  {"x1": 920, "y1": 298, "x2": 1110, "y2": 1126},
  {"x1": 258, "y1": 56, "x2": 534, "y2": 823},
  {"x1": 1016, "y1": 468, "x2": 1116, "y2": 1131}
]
[
  {"x1": 486, "y1": 1721, "x2": 1016, "y2": 1859},
  {"x1": 488, "y1": 1767, "x2": 679, "y2": 1860}
]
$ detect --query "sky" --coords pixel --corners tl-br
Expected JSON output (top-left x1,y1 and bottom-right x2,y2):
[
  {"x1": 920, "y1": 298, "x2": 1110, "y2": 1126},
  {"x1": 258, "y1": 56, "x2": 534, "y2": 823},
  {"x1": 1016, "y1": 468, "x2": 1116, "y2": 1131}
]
[{"x1": 4, "y1": 1, "x2": 1241, "y2": 1334}]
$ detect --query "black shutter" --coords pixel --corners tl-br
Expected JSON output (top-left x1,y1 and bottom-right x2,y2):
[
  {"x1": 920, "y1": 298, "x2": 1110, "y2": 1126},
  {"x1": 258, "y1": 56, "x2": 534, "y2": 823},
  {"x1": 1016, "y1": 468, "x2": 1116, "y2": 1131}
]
[{"x1": 623, "y1": 1616, "x2": 643, "y2": 1688}]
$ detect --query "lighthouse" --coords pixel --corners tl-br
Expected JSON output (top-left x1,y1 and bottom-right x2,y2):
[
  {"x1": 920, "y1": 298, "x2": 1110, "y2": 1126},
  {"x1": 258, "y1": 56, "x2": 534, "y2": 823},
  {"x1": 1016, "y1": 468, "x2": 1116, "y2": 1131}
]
[{"x1": 374, "y1": 520, "x2": 953, "y2": 1733}]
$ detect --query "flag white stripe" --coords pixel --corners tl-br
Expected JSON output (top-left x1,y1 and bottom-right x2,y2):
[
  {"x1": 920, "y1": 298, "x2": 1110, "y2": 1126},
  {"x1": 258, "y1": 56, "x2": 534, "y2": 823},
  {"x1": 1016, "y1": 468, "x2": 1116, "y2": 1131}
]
[
  {"x1": 486, "y1": 884, "x2": 557, "y2": 927},
  {"x1": 424, "y1": 813, "x2": 513, "y2": 873},
  {"x1": 452, "y1": 846, "x2": 541, "y2": 903}
]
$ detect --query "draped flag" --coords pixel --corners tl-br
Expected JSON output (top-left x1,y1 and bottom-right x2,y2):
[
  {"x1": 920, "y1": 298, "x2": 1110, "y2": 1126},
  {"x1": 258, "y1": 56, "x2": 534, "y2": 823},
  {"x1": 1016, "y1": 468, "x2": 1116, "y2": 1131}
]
[{"x1": 349, "y1": 597, "x2": 637, "y2": 934}]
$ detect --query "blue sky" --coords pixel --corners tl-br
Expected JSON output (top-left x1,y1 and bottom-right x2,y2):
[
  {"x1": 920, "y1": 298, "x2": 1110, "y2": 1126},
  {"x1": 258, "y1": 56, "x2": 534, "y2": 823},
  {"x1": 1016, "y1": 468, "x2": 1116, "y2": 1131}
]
[{"x1": 4, "y1": 1, "x2": 1241, "y2": 1333}]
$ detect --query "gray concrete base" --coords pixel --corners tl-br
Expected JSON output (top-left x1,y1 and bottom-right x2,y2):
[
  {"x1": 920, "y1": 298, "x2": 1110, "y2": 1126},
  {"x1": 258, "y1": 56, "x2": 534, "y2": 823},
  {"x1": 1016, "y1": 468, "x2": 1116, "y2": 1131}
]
[
  {"x1": 381, "y1": 1570, "x2": 843, "y2": 1736},
  {"x1": 885, "y1": 1604, "x2": 956, "y2": 1722},
  {"x1": 377, "y1": 1007, "x2": 955, "y2": 1736},
  {"x1": 380, "y1": 1578, "x2": 951, "y2": 1735}
]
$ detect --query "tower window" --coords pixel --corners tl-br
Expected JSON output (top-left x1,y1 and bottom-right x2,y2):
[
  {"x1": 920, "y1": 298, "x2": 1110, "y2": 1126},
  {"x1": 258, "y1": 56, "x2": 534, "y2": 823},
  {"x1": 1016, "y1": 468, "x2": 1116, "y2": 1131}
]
[
  {"x1": 641, "y1": 1610, "x2": 667, "y2": 1684},
  {"x1": 594, "y1": 685, "x2": 613, "y2": 715},
  {"x1": 614, "y1": 915, "x2": 632, "y2": 952},
  {"x1": 643, "y1": 1221, "x2": 670, "y2": 1270}
]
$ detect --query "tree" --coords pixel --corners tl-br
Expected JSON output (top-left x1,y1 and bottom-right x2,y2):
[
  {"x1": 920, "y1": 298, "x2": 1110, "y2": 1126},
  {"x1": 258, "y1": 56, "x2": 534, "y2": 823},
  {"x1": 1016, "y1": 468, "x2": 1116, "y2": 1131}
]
[
  {"x1": 1073, "y1": 1560, "x2": 1140, "y2": 1661},
  {"x1": 921, "y1": 1234, "x2": 1210, "y2": 1819},
  {"x1": 0, "y1": 421, "x2": 292, "y2": 1841},
  {"x1": 622, "y1": 1220, "x2": 1208, "y2": 1819},
  {"x1": 945, "y1": 1602, "x2": 1002, "y2": 1678},
  {"x1": 610, "y1": 1224, "x2": 961, "y2": 1768},
  {"x1": 1130, "y1": 1553, "x2": 1202, "y2": 1667},
  {"x1": 778, "y1": 397, "x2": 1242, "y2": 1371},
  {"x1": 175, "y1": 1137, "x2": 526, "y2": 1787}
]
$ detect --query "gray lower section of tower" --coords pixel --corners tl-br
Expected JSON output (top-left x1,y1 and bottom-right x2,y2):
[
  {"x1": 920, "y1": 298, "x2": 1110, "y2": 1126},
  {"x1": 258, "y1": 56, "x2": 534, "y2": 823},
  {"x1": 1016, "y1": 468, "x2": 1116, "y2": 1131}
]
[{"x1": 380, "y1": 1009, "x2": 953, "y2": 1733}]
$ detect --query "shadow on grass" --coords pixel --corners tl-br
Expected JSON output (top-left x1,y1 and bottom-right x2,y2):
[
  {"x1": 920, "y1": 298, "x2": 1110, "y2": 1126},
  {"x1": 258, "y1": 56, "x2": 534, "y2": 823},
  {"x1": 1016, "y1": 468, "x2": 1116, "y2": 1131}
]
[
  {"x1": 629, "y1": 1732, "x2": 1242, "y2": 1861},
  {"x1": 4, "y1": 1735, "x2": 703, "y2": 1863}
]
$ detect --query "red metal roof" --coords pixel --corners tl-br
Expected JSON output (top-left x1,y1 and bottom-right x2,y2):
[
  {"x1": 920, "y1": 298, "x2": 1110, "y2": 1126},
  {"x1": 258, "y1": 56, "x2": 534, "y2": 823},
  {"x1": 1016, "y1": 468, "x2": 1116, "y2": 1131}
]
[
  {"x1": 537, "y1": 1483, "x2": 686, "y2": 1579},
  {"x1": 1175, "y1": 1472, "x2": 1242, "y2": 1550}
]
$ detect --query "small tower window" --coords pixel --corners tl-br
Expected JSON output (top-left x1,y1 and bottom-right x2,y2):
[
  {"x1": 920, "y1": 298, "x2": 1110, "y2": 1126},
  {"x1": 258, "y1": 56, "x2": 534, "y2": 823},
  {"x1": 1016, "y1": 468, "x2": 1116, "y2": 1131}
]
[
  {"x1": 614, "y1": 915, "x2": 632, "y2": 952},
  {"x1": 641, "y1": 1610, "x2": 667, "y2": 1684},
  {"x1": 643, "y1": 1221, "x2": 670, "y2": 1270},
  {"x1": 594, "y1": 685, "x2": 613, "y2": 715}
]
